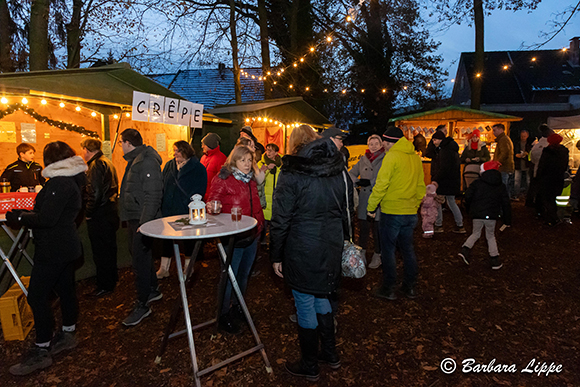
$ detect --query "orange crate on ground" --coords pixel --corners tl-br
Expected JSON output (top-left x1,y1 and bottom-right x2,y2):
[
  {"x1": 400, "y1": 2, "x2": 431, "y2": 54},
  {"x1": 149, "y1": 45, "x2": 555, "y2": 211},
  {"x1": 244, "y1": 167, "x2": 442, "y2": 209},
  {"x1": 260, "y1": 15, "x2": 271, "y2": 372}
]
[
  {"x1": 0, "y1": 192, "x2": 37, "y2": 214},
  {"x1": 0, "y1": 277, "x2": 34, "y2": 341}
]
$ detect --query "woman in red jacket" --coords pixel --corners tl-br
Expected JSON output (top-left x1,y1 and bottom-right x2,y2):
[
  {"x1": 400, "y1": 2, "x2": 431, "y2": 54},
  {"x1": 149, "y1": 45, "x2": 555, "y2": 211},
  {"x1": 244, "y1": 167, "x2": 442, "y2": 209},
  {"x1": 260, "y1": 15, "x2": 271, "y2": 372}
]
[
  {"x1": 208, "y1": 145, "x2": 264, "y2": 333},
  {"x1": 200, "y1": 133, "x2": 227, "y2": 200}
]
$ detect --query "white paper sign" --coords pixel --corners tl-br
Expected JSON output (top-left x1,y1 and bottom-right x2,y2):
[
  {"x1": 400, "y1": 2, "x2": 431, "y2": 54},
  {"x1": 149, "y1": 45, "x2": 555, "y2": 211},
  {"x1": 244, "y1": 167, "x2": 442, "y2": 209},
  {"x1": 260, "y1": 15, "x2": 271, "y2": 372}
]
[
  {"x1": 177, "y1": 101, "x2": 194, "y2": 126},
  {"x1": 190, "y1": 103, "x2": 204, "y2": 128},
  {"x1": 164, "y1": 98, "x2": 179, "y2": 125},
  {"x1": 20, "y1": 123, "x2": 37, "y2": 143},
  {"x1": 149, "y1": 94, "x2": 165, "y2": 123},
  {"x1": 156, "y1": 133, "x2": 166, "y2": 152},
  {"x1": 132, "y1": 91, "x2": 150, "y2": 122}
]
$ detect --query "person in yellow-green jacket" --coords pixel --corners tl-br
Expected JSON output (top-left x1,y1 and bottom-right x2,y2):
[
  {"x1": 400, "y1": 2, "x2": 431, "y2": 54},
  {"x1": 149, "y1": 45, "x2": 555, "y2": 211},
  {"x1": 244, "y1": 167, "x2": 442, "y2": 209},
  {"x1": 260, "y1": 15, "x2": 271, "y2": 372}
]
[
  {"x1": 367, "y1": 127, "x2": 425, "y2": 301},
  {"x1": 258, "y1": 143, "x2": 282, "y2": 243}
]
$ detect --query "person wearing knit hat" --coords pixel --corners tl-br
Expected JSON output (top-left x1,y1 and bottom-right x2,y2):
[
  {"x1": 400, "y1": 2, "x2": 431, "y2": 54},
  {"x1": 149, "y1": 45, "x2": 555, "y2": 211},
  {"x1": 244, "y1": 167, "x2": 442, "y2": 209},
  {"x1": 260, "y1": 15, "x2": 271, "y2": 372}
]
[
  {"x1": 535, "y1": 131, "x2": 570, "y2": 226},
  {"x1": 461, "y1": 129, "x2": 491, "y2": 189},
  {"x1": 240, "y1": 126, "x2": 265, "y2": 159},
  {"x1": 458, "y1": 155, "x2": 511, "y2": 270},
  {"x1": 200, "y1": 133, "x2": 227, "y2": 199},
  {"x1": 367, "y1": 125, "x2": 425, "y2": 300},
  {"x1": 429, "y1": 128, "x2": 465, "y2": 234}
]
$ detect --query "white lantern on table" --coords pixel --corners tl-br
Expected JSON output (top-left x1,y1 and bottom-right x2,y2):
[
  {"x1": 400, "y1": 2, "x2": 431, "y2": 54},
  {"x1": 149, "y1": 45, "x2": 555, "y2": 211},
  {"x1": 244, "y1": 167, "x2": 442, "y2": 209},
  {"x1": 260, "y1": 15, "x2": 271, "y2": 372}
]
[{"x1": 188, "y1": 194, "x2": 207, "y2": 225}]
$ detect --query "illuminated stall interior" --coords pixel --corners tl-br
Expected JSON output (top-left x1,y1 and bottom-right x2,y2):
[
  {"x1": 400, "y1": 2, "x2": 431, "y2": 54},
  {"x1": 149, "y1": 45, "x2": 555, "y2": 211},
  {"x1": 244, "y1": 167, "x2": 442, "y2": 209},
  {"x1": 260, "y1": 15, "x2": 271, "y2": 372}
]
[{"x1": 547, "y1": 114, "x2": 580, "y2": 171}]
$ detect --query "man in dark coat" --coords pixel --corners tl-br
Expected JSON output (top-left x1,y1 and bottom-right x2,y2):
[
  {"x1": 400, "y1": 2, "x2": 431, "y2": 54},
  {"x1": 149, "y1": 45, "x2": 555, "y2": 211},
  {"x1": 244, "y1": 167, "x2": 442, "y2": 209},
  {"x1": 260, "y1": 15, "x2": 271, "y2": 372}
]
[
  {"x1": 536, "y1": 133, "x2": 570, "y2": 226},
  {"x1": 1, "y1": 143, "x2": 45, "y2": 191},
  {"x1": 118, "y1": 129, "x2": 164, "y2": 326},
  {"x1": 271, "y1": 137, "x2": 353, "y2": 381},
  {"x1": 81, "y1": 138, "x2": 120, "y2": 298},
  {"x1": 430, "y1": 131, "x2": 465, "y2": 233},
  {"x1": 513, "y1": 129, "x2": 534, "y2": 199}
]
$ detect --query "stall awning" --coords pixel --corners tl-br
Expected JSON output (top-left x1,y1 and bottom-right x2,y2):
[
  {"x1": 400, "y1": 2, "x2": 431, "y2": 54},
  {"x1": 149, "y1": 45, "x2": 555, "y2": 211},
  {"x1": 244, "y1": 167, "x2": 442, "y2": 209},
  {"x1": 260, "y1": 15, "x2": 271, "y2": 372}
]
[
  {"x1": 390, "y1": 105, "x2": 522, "y2": 124},
  {"x1": 548, "y1": 114, "x2": 580, "y2": 129}
]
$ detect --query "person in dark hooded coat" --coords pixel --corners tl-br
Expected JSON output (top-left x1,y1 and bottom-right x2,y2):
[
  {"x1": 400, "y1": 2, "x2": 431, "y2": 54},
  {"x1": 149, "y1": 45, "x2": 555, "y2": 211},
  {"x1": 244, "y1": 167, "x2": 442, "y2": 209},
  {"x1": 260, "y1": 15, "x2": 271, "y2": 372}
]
[
  {"x1": 270, "y1": 129, "x2": 353, "y2": 382},
  {"x1": 429, "y1": 131, "x2": 465, "y2": 233},
  {"x1": 458, "y1": 161, "x2": 511, "y2": 270}
]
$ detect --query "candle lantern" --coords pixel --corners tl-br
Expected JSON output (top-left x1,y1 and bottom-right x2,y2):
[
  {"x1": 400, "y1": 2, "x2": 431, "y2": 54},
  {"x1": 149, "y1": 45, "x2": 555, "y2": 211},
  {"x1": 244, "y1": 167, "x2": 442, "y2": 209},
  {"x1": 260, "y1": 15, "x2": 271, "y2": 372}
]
[{"x1": 188, "y1": 194, "x2": 207, "y2": 225}]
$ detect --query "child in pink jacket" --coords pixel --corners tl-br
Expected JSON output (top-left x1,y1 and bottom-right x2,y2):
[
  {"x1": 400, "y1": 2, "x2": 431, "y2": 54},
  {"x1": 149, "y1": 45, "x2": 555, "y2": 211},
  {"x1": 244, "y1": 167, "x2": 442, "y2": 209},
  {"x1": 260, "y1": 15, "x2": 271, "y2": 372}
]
[{"x1": 421, "y1": 183, "x2": 441, "y2": 238}]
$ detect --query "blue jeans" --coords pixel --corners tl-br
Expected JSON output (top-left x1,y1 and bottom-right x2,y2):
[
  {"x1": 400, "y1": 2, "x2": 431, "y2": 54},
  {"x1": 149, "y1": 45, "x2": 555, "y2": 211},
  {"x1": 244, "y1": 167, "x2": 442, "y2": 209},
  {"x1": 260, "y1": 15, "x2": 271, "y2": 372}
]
[
  {"x1": 501, "y1": 172, "x2": 512, "y2": 195},
  {"x1": 221, "y1": 238, "x2": 258, "y2": 315},
  {"x1": 379, "y1": 214, "x2": 418, "y2": 289},
  {"x1": 435, "y1": 195, "x2": 463, "y2": 227},
  {"x1": 292, "y1": 290, "x2": 332, "y2": 329}
]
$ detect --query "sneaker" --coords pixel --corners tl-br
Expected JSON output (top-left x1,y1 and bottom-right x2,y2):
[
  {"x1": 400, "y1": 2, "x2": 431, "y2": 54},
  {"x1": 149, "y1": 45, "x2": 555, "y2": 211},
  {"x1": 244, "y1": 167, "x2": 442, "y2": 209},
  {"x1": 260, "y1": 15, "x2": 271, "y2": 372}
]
[
  {"x1": 146, "y1": 288, "x2": 163, "y2": 305},
  {"x1": 453, "y1": 226, "x2": 467, "y2": 234},
  {"x1": 422, "y1": 232, "x2": 433, "y2": 238},
  {"x1": 122, "y1": 302, "x2": 151, "y2": 326},
  {"x1": 86, "y1": 288, "x2": 113, "y2": 298},
  {"x1": 368, "y1": 253, "x2": 382, "y2": 269},
  {"x1": 458, "y1": 246, "x2": 471, "y2": 265},
  {"x1": 490, "y1": 256, "x2": 503, "y2": 270},
  {"x1": 374, "y1": 286, "x2": 397, "y2": 301},
  {"x1": 434, "y1": 225, "x2": 444, "y2": 233},
  {"x1": 51, "y1": 331, "x2": 77, "y2": 356},
  {"x1": 401, "y1": 285, "x2": 417, "y2": 299},
  {"x1": 9, "y1": 346, "x2": 52, "y2": 376}
]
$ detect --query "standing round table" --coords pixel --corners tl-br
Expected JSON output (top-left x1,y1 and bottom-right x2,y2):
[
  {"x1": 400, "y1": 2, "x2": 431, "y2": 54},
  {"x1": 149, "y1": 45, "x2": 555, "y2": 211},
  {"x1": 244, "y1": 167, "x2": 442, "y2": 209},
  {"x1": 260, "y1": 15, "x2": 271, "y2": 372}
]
[
  {"x1": 0, "y1": 214, "x2": 34, "y2": 296},
  {"x1": 139, "y1": 213, "x2": 272, "y2": 386}
]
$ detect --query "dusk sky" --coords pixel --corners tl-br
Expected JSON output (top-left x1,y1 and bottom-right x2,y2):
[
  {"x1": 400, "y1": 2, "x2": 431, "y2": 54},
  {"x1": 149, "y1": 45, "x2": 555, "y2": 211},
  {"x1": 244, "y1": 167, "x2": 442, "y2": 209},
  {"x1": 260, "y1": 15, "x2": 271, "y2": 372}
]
[{"x1": 431, "y1": 1, "x2": 579, "y2": 93}]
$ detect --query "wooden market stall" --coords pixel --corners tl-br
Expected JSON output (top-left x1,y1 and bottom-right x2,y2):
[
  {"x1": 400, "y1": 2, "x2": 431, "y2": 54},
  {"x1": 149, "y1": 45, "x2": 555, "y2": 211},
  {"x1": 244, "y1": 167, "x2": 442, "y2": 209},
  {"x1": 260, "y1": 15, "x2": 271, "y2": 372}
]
[
  {"x1": 0, "y1": 63, "x2": 232, "y2": 287},
  {"x1": 209, "y1": 97, "x2": 332, "y2": 154},
  {"x1": 390, "y1": 106, "x2": 522, "y2": 184}
]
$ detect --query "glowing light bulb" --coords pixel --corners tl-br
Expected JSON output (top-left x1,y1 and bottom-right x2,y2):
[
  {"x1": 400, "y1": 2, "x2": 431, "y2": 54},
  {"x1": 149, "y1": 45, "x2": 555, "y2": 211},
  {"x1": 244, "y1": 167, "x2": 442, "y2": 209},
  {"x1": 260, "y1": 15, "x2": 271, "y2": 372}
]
[
  {"x1": 361, "y1": 89, "x2": 365, "y2": 93},
  {"x1": 475, "y1": 73, "x2": 481, "y2": 78},
  {"x1": 562, "y1": 47, "x2": 568, "y2": 52},
  {"x1": 281, "y1": 68, "x2": 285, "y2": 73},
  {"x1": 269, "y1": 119, "x2": 273, "y2": 123},
  {"x1": 263, "y1": 117, "x2": 267, "y2": 121},
  {"x1": 41, "y1": 99, "x2": 47, "y2": 105},
  {"x1": 258, "y1": 117, "x2": 262, "y2": 121},
  {"x1": 531, "y1": 57, "x2": 536, "y2": 62},
  {"x1": 21, "y1": 97, "x2": 28, "y2": 104},
  {"x1": 251, "y1": 75, "x2": 255, "y2": 79},
  {"x1": 59, "y1": 102, "x2": 65, "y2": 108},
  {"x1": 245, "y1": 118, "x2": 250, "y2": 122},
  {"x1": 503, "y1": 65, "x2": 508, "y2": 70},
  {"x1": 125, "y1": 112, "x2": 130, "y2": 118},
  {"x1": 300, "y1": 58, "x2": 304, "y2": 62},
  {"x1": 274, "y1": 121, "x2": 278, "y2": 125},
  {"x1": 277, "y1": 72, "x2": 281, "y2": 76},
  {"x1": 273, "y1": 81, "x2": 277, "y2": 85},
  {"x1": 427, "y1": 83, "x2": 432, "y2": 87},
  {"x1": 326, "y1": 36, "x2": 332, "y2": 43},
  {"x1": 75, "y1": 106, "x2": 81, "y2": 111},
  {"x1": 305, "y1": 87, "x2": 310, "y2": 91},
  {"x1": 91, "y1": 112, "x2": 97, "y2": 117},
  {"x1": 324, "y1": 89, "x2": 328, "y2": 93},
  {"x1": 346, "y1": 16, "x2": 352, "y2": 22},
  {"x1": 310, "y1": 47, "x2": 315, "y2": 52},
  {"x1": 342, "y1": 89, "x2": 346, "y2": 94},
  {"x1": 289, "y1": 84, "x2": 293, "y2": 89},
  {"x1": 450, "y1": 80, "x2": 454, "y2": 83},
  {"x1": 113, "y1": 114, "x2": 119, "y2": 119},
  {"x1": 293, "y1": 63, "x2": 297, "y2": 67},
  {"x1": 1, "y1": 97, "x2": 8, "y2": 104},
  {"x1": 382, "y1": 89, "x2": 386, "y2": 93}
]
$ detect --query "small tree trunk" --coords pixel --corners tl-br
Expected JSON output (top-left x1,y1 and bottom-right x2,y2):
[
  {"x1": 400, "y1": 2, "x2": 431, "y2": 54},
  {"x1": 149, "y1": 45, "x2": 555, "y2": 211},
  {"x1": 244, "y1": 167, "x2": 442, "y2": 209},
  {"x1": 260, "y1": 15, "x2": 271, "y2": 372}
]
[
  {"x1": 66, "y1": 0, "x2": 82, "y2": 68},
  {"x1": 258, "y1": 0, "x2": 271, "y2": 99},
  {"x1": 29, "y1": 0, "x2": 50, "y2": 70},
  {"x1": 471, "y1": 0, "x2": 484, "y2": 110},
  {"x1": 229, "y1": 0, "x2": 241, "y2": 103},
  {"x1": 0, "y1": 0, "x2": 15, "y2": 72}
]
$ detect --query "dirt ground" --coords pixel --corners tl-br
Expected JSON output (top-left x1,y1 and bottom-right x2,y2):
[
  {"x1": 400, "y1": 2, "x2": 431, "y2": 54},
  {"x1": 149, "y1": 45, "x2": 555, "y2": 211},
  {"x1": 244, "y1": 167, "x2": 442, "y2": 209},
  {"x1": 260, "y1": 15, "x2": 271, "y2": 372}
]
[{"x1": 1, "y1": 201, "x2": 580, "y2": 387}]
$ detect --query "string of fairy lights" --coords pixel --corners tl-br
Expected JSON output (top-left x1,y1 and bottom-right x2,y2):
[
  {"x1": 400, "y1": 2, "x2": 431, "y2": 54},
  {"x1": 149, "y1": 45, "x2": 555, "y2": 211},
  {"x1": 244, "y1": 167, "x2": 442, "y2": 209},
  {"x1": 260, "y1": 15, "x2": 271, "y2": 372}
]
[{"x1": 0, "y1": 96, "x2": 132, "y2": 137}]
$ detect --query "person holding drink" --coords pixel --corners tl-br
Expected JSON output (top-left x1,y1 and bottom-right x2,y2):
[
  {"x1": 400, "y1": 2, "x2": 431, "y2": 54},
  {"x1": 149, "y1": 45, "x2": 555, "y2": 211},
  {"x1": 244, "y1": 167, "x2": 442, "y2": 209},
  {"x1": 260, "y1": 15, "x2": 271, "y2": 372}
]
[{"x1": 207, "y1": 145, "x2": 264, "y2": 334}]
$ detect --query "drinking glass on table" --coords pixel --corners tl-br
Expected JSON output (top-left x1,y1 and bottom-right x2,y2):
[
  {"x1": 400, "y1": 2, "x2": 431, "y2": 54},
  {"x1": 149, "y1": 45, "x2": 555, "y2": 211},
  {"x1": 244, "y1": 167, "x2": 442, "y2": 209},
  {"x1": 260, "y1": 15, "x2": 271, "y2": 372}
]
[
  {"x1": 207, "y1": 200, "x2": 222, "y2": 215},
  {"x1": 231, "y1": 206, "x2": 242, "y2": 222}
]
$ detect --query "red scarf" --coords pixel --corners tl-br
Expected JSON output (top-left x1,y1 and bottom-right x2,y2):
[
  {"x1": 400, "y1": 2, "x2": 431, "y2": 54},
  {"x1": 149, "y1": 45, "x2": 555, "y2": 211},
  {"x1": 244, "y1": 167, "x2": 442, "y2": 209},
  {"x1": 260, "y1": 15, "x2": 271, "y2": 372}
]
[
  {"x1": 470, "y1": 140, "x2": 479, "y2": 150},
  {"x1": 365, "y1": 147, "x2": 385, "y2": 162}
]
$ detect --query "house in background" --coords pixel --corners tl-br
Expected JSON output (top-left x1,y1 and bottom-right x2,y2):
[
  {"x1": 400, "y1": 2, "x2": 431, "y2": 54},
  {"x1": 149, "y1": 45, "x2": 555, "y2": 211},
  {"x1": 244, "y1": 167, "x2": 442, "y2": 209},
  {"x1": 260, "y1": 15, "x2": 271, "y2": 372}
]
[{"x1": 451, "y1": 37, "x2": 580, "y2": 141}]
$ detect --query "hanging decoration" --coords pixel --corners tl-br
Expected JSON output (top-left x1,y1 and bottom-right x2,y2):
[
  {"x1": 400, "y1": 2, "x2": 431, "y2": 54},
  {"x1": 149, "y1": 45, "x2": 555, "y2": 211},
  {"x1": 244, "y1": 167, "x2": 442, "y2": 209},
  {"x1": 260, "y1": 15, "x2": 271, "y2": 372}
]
[{"x1": 0, "y1": 103, "x2": 99, "y2": 138}]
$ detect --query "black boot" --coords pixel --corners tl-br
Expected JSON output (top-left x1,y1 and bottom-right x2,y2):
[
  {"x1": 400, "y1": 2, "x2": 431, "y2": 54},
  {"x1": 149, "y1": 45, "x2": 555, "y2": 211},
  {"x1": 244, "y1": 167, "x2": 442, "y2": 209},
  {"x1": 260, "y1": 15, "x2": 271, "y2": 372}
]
[
  {"x1": 317, "y1": 313, "x2": 341, "y2": 369},
  {"x1": 458, "y1": 246, "x2": 471, "y2": 265},
  {"x1": 285, "y1": 326, "x2": 320, "y2": 381}
]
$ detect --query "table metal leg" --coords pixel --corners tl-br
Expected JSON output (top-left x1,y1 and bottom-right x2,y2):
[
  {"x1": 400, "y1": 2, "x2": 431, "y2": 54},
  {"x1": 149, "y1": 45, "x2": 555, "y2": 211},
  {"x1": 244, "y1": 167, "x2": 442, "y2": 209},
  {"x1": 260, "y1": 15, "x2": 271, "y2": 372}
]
[
  {"x1": 214, "y1": 236, "x2": 235, "y2": 324},
  {"x1": 216, "y1": 241, "x2": 273, "y2": 375},
  {"x1": 172, "y1": 240, "x2": 202, "y2": 387},
  {"x1": 155, "y1": 240, "x2": 202, "y2": 364},
  {"x1": 0, "y1": 226, "x2": 32, "y2": 283},
  {"x1": 0, "y1": 247, "x2": 28, "y2": 296}
]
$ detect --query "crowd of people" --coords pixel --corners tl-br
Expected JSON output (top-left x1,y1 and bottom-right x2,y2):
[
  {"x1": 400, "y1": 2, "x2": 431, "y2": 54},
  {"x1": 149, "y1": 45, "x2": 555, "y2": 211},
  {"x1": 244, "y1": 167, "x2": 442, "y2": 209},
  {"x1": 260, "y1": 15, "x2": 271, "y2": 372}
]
[{"x1": 1, "y1": 120, "x2": 578, "y2": 381}]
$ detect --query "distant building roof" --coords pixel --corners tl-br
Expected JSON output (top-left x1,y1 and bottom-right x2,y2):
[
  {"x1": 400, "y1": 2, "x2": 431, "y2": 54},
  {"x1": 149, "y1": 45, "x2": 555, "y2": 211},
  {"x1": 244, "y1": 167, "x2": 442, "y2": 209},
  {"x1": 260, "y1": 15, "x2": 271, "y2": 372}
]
[
  {"x1": 451, "y1": 48, "x2": 580, "y2": 106},
  {"x1": 149, "y1": 67, "x2": 272, "y2": 108}
]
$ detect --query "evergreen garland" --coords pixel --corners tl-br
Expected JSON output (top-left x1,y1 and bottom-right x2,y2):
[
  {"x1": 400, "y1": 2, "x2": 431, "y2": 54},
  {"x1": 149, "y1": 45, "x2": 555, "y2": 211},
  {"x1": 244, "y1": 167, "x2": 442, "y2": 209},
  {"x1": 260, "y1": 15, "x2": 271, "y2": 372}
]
[{"x1": 0, "y1": 103, "x2": 99, "y2": 138}]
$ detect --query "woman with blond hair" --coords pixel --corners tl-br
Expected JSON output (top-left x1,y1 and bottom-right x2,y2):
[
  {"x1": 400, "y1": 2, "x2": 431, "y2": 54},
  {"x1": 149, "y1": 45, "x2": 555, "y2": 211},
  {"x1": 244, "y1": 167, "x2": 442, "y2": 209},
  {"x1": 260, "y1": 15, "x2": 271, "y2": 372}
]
[
  {"x1": 349, "y1": 134, "x2": 385, "y2": 268},
  {"x1": 288, "y1": 124, "x2": 320, "y2": 154},
  {"x1": 207, "y1": 145, "x2": 264, "y2": 334}
]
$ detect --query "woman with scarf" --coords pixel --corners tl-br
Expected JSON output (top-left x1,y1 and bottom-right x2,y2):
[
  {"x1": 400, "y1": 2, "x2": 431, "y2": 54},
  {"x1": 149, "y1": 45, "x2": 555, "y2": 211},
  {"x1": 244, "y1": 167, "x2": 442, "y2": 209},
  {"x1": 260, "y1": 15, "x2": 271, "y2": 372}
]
[
  {"x1": 349, "y1": 134, "x2": 385, "y2": 269},
  {"x1": 7, "y1": 141, "x2": 87, "y2": 375},
  {"x1": 156, "y1": 141, "x2": 207, "y2": 278},
  {"x1": 207, "y1": 145, "x2": 264, "y2": 334},
  {"x1": 460, "y1": 129, "x2": 490, "y2": 189}
]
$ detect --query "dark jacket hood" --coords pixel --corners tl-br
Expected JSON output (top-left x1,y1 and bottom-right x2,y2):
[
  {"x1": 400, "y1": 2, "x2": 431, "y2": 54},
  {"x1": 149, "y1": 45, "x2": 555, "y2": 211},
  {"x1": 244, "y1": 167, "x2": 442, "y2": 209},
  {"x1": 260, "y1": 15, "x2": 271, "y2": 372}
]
[
  {"x1": 480, "y1": 169, "x2": 503, "y2": 186},
  {"x1": 123, "y1": 145, "x2": 162, "y2": 166},
  {"x1": 281, "y1": 138, "x2": 344, "y2": 177},
  {"x1": 439, "y1": 136, "x2": 459, "y2": 152}
]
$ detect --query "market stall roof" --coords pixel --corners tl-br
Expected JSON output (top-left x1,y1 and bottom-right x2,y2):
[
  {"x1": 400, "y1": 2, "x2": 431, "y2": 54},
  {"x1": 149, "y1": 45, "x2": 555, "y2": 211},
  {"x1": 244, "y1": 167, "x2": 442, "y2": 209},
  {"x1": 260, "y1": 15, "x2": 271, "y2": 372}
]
[
  {"x1": 389, "y1": 105, "x2": 522, "y2": 123},
  {"x1": 209, "y1": 97, "x2": 331, "y2": 128},
  {"x1": 0, "y1": 63, "x2": 231, "y2": 124},
  {"x1": 547, "y1": 114, "x2": 580, "y2": 129}
]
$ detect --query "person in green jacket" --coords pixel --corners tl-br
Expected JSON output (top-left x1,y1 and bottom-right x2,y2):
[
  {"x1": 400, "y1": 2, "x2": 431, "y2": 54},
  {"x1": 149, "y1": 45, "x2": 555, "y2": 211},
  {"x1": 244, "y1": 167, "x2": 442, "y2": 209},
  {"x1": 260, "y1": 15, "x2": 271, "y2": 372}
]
[
  {"x1": 258, "y1": 143, "x2": 282, "y2": 244},
  {"x1": 367, "y1": 127, "x2": 426, "y2": 301}
]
